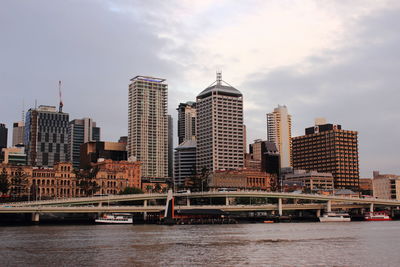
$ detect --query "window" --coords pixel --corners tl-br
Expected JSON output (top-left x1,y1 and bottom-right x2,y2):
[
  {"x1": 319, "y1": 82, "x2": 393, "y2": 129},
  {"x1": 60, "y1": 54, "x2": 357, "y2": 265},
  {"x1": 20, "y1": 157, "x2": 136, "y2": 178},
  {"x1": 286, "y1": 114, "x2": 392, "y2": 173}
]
[
  {"x1": 45, "y1": 133, "x2": 49, "y2": 142},
  {"x1": 49, "y1": 143, "x2": 53, "y2": 152},
  {"x1": 41, "y1": 143, "x2": 45, "y2": 152},
  {"x1": 53, "y1": 133, "x2": 57, "y2": 143}
]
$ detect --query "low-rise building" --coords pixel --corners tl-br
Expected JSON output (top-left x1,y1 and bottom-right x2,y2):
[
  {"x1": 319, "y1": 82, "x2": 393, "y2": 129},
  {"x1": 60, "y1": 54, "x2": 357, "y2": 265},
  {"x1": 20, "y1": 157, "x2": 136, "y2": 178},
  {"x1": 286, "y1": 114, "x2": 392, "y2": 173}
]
[
  {"x1": 283, "y1": 169, "x2": 334, "y2": 192},
  {"x1": 80, "y1": 141, "x2": 127, "y2": 169},
  {"x1": 1, "y1": 147, "x2": 27, "y2": 165},
  {"x1": 209, "y1": 169, "x2": 272, "y2": 191},
  {"x1": 372, "y1": 171, "x2": 400, "y2": 200}
]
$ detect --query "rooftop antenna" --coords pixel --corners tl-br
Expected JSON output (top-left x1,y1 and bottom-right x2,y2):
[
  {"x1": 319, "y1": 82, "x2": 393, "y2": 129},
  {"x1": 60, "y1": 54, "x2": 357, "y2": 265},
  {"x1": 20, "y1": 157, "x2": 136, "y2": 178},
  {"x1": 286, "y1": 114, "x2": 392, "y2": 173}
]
[
  {"x1": 58, "y1": 80, "x2": 63, "y2": 113},
  {"x1": 35, "y1": 99, "x2": 37, "y2": 109},
  {"x1": 22, "y1": 99, "x2": 25, "y2": 123},
  {"x1": 216, "y1": 70, "x2": 222, "y2": 85}
]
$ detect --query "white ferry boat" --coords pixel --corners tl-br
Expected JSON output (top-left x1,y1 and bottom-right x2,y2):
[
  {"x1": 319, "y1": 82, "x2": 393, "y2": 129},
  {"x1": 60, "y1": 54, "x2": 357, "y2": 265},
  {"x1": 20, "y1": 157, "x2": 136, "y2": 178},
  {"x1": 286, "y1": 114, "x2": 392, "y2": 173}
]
[
  {"x1": 95, "y1": 213, "x2": 133, "y2": 224},
  {"x1": 364, "y1": 211, "x2": 392, "y2": 221},
  {"x1": 319, "y1": 212, "x2": 351, "y2": 222}
]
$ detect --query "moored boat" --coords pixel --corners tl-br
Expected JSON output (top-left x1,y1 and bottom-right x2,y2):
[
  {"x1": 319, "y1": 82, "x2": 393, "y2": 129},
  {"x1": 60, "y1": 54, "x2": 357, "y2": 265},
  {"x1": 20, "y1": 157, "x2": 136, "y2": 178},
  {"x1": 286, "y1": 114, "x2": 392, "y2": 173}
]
[
  {"x1": 95, "y1": 213, "x2": 133, "y2": 224},
  {"x1": 319, "y1": 212, "x2": 351, "y2": 222},
  {"x1": 364, "y1": 211, "x2": 392, "y2": 221}
]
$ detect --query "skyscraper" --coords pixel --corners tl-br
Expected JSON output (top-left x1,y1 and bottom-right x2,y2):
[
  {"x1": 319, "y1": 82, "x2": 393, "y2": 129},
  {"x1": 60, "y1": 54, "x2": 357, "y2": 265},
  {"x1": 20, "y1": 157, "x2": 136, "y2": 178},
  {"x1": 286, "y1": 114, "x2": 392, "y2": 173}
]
[
  {"x1": 196, "y1": 72, "x2": 244, "y2": 172},
  {"x1": 174, "y1": 139, "x2": 196, "y2": 187},
  {"x1": 292, "y1": 121, "x2": 359, "y2": 190},
  {"x1": 25, "y1": 105, "x2": 69, "y2": 167},
  {"x1": 128, "y1": 76, "x2": 168, "y2": 180},
  {"x1": 266, "y1": 105, "x2": 292, "y2": 169},
  {"x1": 68, "y1": 118, "x2": 101, "y2": 169},
  {"x1": 0, "y1": 123, "x2": 7, "y2": 151},
  {"x1": 12, "y1": 121, "x2": 24, "y2": 147},
  {"x1": 177, "y1": 101, "x2": 196, "y2": 145},
  {"x1": 168, "y1": 115, "x2": 173, "y2": 178}
]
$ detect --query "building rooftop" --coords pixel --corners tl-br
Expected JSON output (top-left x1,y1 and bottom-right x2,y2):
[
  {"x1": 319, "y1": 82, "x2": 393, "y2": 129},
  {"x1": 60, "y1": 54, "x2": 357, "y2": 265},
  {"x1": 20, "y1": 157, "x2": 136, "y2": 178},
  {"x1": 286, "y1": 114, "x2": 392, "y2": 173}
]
[
  {"x1": 175, "y1": 139, "x2": 197, "y2": 150},
  {"x1": 197, "y1": 72, "x2": 242, "y2": 99}
]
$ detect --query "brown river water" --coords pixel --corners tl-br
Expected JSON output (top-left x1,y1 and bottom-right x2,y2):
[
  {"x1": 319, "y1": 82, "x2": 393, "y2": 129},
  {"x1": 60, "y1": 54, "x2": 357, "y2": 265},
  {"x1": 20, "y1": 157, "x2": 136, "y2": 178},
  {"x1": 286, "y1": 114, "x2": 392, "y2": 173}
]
[{"x1": 0, "y1": 222, "x2": 399, "y2": 266}]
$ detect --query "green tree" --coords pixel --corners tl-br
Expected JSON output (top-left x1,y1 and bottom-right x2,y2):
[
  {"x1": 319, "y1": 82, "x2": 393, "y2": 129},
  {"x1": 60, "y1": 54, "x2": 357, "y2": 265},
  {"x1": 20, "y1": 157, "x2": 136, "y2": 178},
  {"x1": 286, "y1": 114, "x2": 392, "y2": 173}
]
[
  {"x1": 0, "y1": 168, "x2": 10, "y2": 195},
  {"x1": 187, "y1": 167, "x2": 210, "y2": 192},
  {"x1": 74, "y1": 167, "x2": 100, "y2": 196},
  {"x1": 119, "y1": 186, "x2": 143, "y2": 195},
  {"x1": 10, "y1": 167, "x2": 28, "y2": 197}
]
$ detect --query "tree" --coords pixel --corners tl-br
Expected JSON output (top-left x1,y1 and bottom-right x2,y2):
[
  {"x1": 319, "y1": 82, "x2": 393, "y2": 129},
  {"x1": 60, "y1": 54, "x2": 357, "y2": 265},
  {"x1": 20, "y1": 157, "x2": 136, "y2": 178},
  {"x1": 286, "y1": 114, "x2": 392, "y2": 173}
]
[
  {"x1": 10, "y1": 167, "x2": 28, "y2": 197},
  {"x1": 74, "y1": 167, "x2": 100, "y2": 196},
  {"x1": 0, "y1": 168, "x2": 10, "y2": 195},
  {"x1": 119, "y1": 186, "x2": 143, "y2": 195},
  {"x1": 186, "y1": 167, "x2": 210, "y2": 192}
]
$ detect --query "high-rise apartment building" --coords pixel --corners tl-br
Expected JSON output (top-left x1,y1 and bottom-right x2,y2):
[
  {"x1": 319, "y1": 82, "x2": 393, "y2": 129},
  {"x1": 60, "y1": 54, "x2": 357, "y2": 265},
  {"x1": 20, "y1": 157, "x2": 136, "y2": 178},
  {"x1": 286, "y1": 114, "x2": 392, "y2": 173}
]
[
  {"x1": 168, "y1": 115, "x2": 173, "y2": 178},
  {"x1": 12, "y1": 121, "x2": 24, "y2": 147},
  {"x1": 128, "y1": 76, "x2": 168, "y2": 179},
  {"x1": 266, "y1": 105, "x2": 292, "y2": 169},
  {"x1": 292, "y1": 122, "x2": 359, "y2": 190},
  {"x1": 177, "y1": 101, "x2": 196, "y2": 145},
  {"x1": 196, "y1": 72, "x2": 244, "y2": 172},
  {"x1": 0, "y1": 123, "x2": 8, "y2": 150},
  {"x1": 68, "y1": 118, "x2": 100, "y2": 169},
  {"x1": 25, "y1": 105, "x2": 69, "y2": 167}
]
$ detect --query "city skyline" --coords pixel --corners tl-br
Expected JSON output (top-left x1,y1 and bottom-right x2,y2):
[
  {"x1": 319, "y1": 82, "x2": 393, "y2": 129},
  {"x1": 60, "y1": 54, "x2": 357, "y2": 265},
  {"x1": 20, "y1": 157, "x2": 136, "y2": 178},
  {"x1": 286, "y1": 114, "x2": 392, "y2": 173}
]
[{"x1": 1, "y1": 1, "x2": 400, "y2": 177}]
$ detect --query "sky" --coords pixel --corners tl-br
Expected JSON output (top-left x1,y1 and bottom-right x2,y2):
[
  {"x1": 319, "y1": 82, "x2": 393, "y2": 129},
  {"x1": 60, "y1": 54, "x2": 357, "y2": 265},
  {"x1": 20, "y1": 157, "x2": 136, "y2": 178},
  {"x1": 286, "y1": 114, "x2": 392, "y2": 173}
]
[{"x1": 1, "y1": 0, "x2": 399, "y2": 177}]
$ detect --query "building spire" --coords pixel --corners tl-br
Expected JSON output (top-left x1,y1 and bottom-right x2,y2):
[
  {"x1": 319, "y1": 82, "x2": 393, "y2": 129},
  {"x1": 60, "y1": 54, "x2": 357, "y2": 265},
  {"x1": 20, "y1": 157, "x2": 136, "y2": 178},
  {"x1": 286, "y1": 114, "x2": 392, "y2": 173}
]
[
  {"x1": 58, "y1": 80, "x2": 63, "y2": 113},
  {"x1": 216, "y1": 70, "x2": 222, "y2": 85}
]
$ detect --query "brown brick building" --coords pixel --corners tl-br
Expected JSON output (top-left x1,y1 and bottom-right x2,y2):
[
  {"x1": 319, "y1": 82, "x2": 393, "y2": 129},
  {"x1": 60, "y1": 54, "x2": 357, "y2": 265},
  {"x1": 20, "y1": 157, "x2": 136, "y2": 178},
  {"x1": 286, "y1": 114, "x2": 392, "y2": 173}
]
[
  {"x1": 209, "y1": 169, "x2": 272, "y2": 191},
  {"x1": 292, "y1": 122, "x2": 359, "y2": 190}
]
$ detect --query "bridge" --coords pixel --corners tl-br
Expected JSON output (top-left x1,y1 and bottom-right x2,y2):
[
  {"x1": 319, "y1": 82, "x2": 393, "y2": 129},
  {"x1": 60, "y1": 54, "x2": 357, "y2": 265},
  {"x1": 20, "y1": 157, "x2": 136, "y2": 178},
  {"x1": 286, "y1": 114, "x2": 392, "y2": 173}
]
[{"x1": 1, "y1": 191, "x2": 400, "y2": 222}]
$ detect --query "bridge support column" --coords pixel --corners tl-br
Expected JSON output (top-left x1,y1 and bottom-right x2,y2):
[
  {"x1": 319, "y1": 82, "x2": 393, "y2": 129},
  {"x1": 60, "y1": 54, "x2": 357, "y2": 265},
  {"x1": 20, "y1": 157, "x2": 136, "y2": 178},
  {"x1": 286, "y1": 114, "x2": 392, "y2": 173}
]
[
  {"x1": 186, "y1": 198, "x2": 190, "y2": 207},
  {"x1": 225, "y1": 196, "x2": 229, "y2": 206},
  {"x1": 32, "y1": 212, "x2": 40, "y2": 223},
  {"x1": 326, "y1": 200, "x2": 332, "y2": 212},
  {"x1": 143, "y1": 200, "x2": 148, "y2": 221},
  {"x1": 370, "y1": 203, "x2": 374, "y2": 212},
  {"x1": 98, "y1": 202, "x2": 102, "y2": 207},
  {"x1": 278, "y1": 198, "x2": 283, "y2": 216},
  {"x1": 316, "y1": 209, "x2": 321, "y2": 217}
]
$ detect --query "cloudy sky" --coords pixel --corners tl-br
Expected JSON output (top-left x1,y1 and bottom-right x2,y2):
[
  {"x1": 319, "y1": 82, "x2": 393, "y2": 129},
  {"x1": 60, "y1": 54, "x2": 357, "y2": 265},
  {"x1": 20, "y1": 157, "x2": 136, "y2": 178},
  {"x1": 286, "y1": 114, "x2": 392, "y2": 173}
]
[{"x1": 1, "y1": 0, "x2": 399, "y2": 177}]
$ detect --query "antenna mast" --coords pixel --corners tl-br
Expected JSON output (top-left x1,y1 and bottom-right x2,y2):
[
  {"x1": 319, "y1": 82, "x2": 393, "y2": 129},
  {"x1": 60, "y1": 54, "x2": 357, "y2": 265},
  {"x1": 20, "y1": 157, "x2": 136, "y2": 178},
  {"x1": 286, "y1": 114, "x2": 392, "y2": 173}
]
[{"x1": 59, "y1": 80, "x2": 63, "y2": 113}]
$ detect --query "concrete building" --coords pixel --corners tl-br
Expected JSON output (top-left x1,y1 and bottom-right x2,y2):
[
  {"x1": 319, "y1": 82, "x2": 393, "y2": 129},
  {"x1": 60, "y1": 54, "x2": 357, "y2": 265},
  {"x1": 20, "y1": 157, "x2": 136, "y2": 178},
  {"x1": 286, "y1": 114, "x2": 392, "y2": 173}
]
[
  {"x1": 174, "y1": 139, "x2": 196, "y2": 187},
  {"x1": 118, "y1": 136, "x2": 128, "y2": 144},
  {"x1": 177, "y1": 101, "x2": 196, "y2": 145},
  {"x1": 80, "y1": 141, "x2": 127, "y2": 169},
  {"x1": 196, "y1": 72, "x2": 244, "y2": 172},
  {"x1": 372, "y1": 171, "x2": 400, "y2": 200},
  {"x1": 12, "y1": 121, "x2": 24, "y2": 147},
  {"x1": 359, "y1": 178, "x2": 373, "y2": 196},
  {"x1": 248, "y1": 139, "x2": 280, "y2": 175},
  {"x1": 0, "y1": 123, "x2": 8, "y2": 151},
  {"x1": 283, "y1": 169, "x2": 334, "y2": 192},
  {"x1": 266, "y1": 105, "x2": 292, "y2": 169},
  {"x1": 24, "y1": 105, "x2": 69, "y2": 167},
  {"x1": 1, "y1": 147, "x2": 26, "y2": 165},
  {"x1": 68, "y1": 118, "x2": 100, "y2": 169},
  {"x1": 128, "y1": 76, "x2": 168, "y2": 180},
  {"x1": 168, "y1": 115, "x2": 173, "y2": 178},
  {"x1": 292, "y1": 121, "x2": 359, "y2": 190}
]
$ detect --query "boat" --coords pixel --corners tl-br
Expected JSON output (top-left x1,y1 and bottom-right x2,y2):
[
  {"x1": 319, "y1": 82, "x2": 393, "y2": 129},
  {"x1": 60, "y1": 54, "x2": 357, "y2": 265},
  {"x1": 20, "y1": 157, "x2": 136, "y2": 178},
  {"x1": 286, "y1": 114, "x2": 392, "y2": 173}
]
[
  {"x1": 319, "y1": 212, "x2": 351, "y2": 222},
  {"x1": 364, "y1": 211, "x2": 392, "y2": 221},
  {"x1": 95, "y1": 213, "x2": 133, "y2": 224}
]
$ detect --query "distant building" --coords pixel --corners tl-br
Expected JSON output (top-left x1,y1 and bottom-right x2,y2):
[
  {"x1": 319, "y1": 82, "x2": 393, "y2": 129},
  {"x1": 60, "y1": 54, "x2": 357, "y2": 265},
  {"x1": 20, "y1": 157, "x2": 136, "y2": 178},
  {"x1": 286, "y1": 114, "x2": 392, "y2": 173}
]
[
  {"x1": 209, "y1": 169, "x2": 272, "y2": 191},
  {"x1": 118, "y1": 136, "x2": 128, "y2": 144},
  {"x1": 174, "y1": 140, "x2": 196, "y2": 187},
  {"x1": 12, "y1": 121, "x2": 24, "y2": 147},
  {"x1": 80, "y1": 141, "x2": 127, "y2": 169},
  {"x1": 25, "y1": 105, "x2": 69, "y2": 167},
  {"x1": 266, "y1": 105, "x2": 292, "y2": 168},
  {"x1": 248, "y1": 139, "x2": 280, "y2": 175},
  {"x1": 68, "y1": 118, "x2": 100, "y2": 169},
  {"x1": 177, "y1": 101, "x2": 196, "y2": 145},
  {"x1": 1, "y1": 147, "x2": 26, "y2": 165},
  {"x1": 196, "y1": 72, "x2": 244, "y2": 172},
  {"x1": 292, "y1": 121, "x2": 359, "y2": 190},
  {"x1": 359, "y1": 178, "x2": 373, "y2": 196},
  {"x1": 128, "y1": 76, "x2": 168, "y2": 180},
  {"x1": 168, "y1": 115, "x2": 173, "y2": 178},
  {"x1": 0, "y1": 123, "x2": 8, "y2": 151},
  {"x1": 283, "y1": 169, "x2": 334, "y2": 192},
  {"x1": 372, "y1": 171, "x2": 400, "y2": 200}
]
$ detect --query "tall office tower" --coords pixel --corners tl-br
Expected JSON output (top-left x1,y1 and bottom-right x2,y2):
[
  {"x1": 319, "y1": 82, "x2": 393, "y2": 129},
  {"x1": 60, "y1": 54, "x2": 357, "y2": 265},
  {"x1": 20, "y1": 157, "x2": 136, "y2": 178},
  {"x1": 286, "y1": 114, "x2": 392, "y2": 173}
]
[
  {"x1": 292, "y1": 121, "x2": 359, "y2": 190},
  {"x1": 128, "y1": 76, "x2": 168, "y2": 180},
  {"x1": 266, "y1": 105, "x2": 292, "y2": 169},
  {"x1": 0, "y1": 123, "x2": 8, "y2": 150},
  {"x1": 12, "y1": 121, "x2": 25, "y2": 147},
  {"x1": 25, "y1": 105, "x2": 69, "y2": 167},
  {"x1": 174, "y1": 140, "x2": 196, "y2": 187},
  {"x1": 177, "y1": 101, "x2": 196, "y2": 144},
  {"x1": 168, "y1": 115, "x2": 173, "y2": 178},
  {"x1": 196, "y1": 72, "x2": 244, "y2": 172},
  {"x1": 68, "y1": 118, "x2": 101, "y2": 169}
]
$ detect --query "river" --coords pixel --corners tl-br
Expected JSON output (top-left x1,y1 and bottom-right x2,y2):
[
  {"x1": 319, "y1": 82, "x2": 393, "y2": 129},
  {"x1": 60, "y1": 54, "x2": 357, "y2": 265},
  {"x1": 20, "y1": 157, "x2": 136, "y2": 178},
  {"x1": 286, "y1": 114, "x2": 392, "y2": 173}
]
[{"x1": 0, "y1": 222, "x2": 399, "y2": 266}]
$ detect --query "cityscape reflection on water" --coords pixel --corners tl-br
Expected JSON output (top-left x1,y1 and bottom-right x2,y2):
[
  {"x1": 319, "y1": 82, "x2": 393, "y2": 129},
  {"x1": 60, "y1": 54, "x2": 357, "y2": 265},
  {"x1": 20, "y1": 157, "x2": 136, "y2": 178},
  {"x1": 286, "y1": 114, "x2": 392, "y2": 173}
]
[{"x1": 0, "y1": 222, "x2": 399, "y2": 266}]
